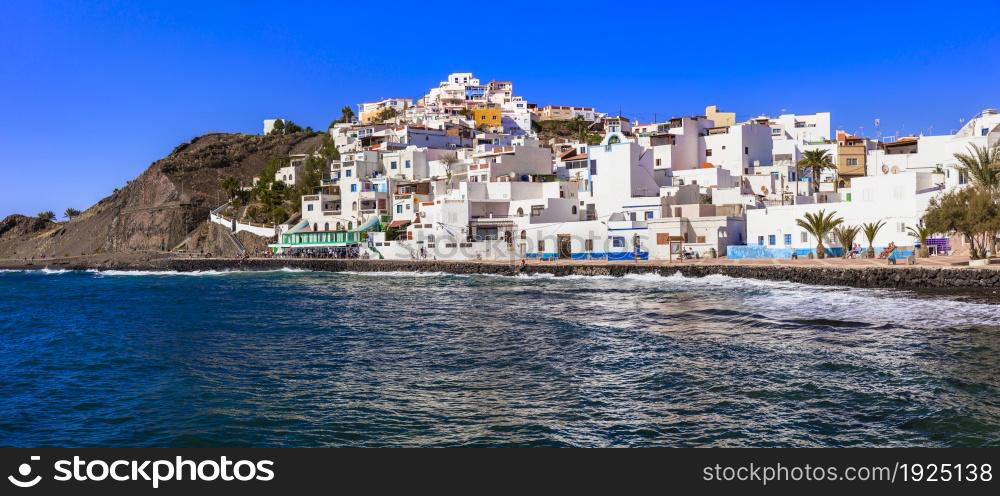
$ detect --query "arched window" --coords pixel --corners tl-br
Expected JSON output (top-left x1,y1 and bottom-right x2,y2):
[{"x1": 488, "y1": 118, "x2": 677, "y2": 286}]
[
  {"x1": 336, "y1": 222, "x2": 343, "y2": 230},
  {"x1": 352, "y1": 201, "x2": 358, "y2": 211},
  {"x1": 313, "y1": 223, "x2": 318, "y2": 232},
  {"x1": 608, "y1": 135, "x2": 620, "y2": 145},
  {"x1": 520, "y1": 230, "x2": 527, "y2": 240},
  {"x1": 427, "y1": 234, "x2": 435, "y2": 242},
  {"x1": 348, "y1": 221, "x2": 353, "y2": 230},
  {"x1": 517, "y1": 207, "x2": 524, "y2": 217},
  {"x1": 571, "y1": 206, "x2": 578, "y2": 215}
]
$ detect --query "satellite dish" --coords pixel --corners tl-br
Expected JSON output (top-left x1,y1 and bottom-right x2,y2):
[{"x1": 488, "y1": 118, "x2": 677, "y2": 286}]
[
  {"x1": 881, "y1": 165, "x2": 890, "y2": 174},
  {"x1": 891, "y1": 166, "x2": 900, "y2": 174}
]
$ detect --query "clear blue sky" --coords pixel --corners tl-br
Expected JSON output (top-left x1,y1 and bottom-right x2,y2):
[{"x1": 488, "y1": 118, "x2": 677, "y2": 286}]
[{"x1": 2, "y1": 1, "x2": 998, "y2": 218}]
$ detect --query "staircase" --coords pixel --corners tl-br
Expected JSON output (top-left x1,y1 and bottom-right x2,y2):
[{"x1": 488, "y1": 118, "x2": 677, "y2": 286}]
[{"x1": 220, "y1": 226, "x2": 246, "y2": 256}]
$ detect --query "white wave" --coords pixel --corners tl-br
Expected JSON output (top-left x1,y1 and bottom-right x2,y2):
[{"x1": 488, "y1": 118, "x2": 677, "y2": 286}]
[
  {"x1": 463, "y1": 270, "x2": 1000, "y2": 327},
  {"x1": 90, "y1": 269, "x2": 230, "y2": 277},
  {"x1": 40, "y1": 268, "x2": 72, "y2": 274},
  {"x1": 337, "y1": 270, "x2": 463, "y2": 278},
  {"x1": 89, "y1": 266, "x2": 315, "y2": 277}
]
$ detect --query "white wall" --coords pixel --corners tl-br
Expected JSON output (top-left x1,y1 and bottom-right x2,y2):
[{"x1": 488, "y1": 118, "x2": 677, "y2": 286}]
[{"x1": 746, "y1": 172, "x2": 941, "y2": 250}]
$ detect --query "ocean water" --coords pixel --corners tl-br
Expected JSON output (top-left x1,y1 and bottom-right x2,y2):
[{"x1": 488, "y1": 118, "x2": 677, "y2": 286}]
[{"x1": 0, "y1": 268, "x2": 998, "y2": 447}]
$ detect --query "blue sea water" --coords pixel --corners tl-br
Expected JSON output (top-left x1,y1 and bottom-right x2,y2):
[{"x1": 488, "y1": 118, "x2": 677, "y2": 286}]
[{"x1": 0, "y1": 268, "x2": 998, "y2": 447}]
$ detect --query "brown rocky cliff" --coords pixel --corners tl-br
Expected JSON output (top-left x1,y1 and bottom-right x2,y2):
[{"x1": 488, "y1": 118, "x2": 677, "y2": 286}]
[{"x1": 0, "y1": 132, "x2": 323, "y2": 258}]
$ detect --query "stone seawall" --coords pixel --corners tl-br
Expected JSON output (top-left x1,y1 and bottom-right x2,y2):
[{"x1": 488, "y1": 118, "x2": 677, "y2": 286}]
[
  {"x1": 31, "y1": 257, "x2": 997, "y2": 290},
  {"x1": 7, "y1": 256, "x2": 1000, "y2": 289}
]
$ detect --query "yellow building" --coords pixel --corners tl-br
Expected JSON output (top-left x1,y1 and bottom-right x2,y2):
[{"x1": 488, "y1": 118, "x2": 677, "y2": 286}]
[
  {"x1": 705, "y1": 105, "x2": 736, "y2": 127},
  {"x1": 836, "y1": 131, "x2": 867, "y2": 187},
  {"x1": 473, "y1": 107, "x2": 502, "y2": 130}
]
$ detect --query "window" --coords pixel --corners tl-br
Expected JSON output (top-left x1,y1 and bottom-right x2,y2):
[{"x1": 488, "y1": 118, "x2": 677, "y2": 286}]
[
  {"x1": 390, "y1": 161, "x2": 397, "y2": 169},
  {"x1": 744, "y1": 146, "x2": 749, "y2": 155},
  {"x1": 405, "y1": 160, "x2": 411, "y2": 169},
  {"x1": 396, "y1": 205, "x2": 403, "y2": 214},
  {"x1": 537, "y1": 240, "x2": 545, "y2": 252},
  {"x1": 758, "y1": 236, "x2": 765, "y2": 245},
  {"x1": 612, "y1": 237, "x2": 626, "y2": 248},
  {"x1": 646, "y1": 211, "x2": 654, "y2": 219},
  {"x1": 706, "y1": 149, "x2": 713, "y2": 157},
  {"x1": 801, "y1": 232, "x2": 808, "y2": 243},
  {"x1": 846, "y1": 158, "x2": 859, "y2": 166},
  {"x1": 520, "y1": 230, "x2": 526, "y2": 240},
  {"x1": 516, "y1": 207, "x2": 524, "y2": 217},
  {"x1": 768, "y1": 235, "x2": 776, "y2": 246},
  {"x1": 585, "y1": 239, "x2": 594, "y2": 251},
  {"x1": 983, "y1": 128, "x2": 990, "y2": 137},
  {"x1": 324, "y1": 222, "x2": 329, "y2": 231},
  {"x1": 629, "y1": 212, "x2": 637, "y2": 221},
  {"x1": 655, "y1": 158, "x2": 662, "y2": 166},
  {"x1": 784, "y1": 234, "x2": 792, "y2": 245},
  {"x1": 571, "y1": 206, "x2": 578, "y2": 215},
  {"x1": 351, "y1": 184, "x2": 358, "y2": 192},
  {"x1": 307, "y1": 204, "x2": 314, "y2": 211},
  {"x1": 530, "y1": 205, "x2": 544, "y2": 217}
]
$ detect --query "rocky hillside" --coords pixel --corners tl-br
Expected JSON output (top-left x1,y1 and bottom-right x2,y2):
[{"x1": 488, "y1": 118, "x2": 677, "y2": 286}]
[{"x1": 0, "y1": 132, "x2": 323, "y2": 259}]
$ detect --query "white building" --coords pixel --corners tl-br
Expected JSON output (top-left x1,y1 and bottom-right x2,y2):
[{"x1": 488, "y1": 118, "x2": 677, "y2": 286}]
[{"x1": 746, "y1": 172, "x2": 943, "y2": 252}]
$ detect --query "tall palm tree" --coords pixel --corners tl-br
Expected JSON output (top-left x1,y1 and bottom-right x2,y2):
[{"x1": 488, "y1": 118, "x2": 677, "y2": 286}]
[
  {"x1": 796, "y1": 210, "x2": 843, "y2": 259},
  {"x1": 796, "y1": 149, "x2": 837, "y2": 186},
  {"x1": 571, "y1": 115, "x2": 588, "y2": 143},
  {"x1": 861, "y1": 220, "x2": 885, "y2": 258},
  {"x1": 832, "y1": 225, "x2": 861, "y2": 258},
  {"x1": 953, "y1": 143, "x2": 1000, "y2": 190},
  {"x1": 906, "y1": 222, "x2": 934, "y2": 257}
]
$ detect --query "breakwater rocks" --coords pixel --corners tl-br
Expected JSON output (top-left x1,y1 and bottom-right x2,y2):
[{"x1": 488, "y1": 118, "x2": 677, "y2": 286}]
[
  {"x1": 31, "y1": 257, "x2": 995, "y2": 290},
  {"x1": 7, "y1": 256, "x2": 1000, "y2": 289}
]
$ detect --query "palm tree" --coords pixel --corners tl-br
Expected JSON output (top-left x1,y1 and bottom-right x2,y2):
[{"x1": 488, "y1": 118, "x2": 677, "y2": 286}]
[
  {"x1": 906, "y1": 222, "x2": 934, "y2": 258},
  {"x1": 953, "y1": 143, "x2": 1000, "y2": 190},
  {"x1": 441, "y1": 153, "x2": 459, "y2": 187},
  {"x1": 63, "y1": 208, "x2": 81, "y2": 220},
  {"x1": 795, "y1": 210, "x2": 843, "y2": 259},
  {"x1": 861, "y1": 220, "x2": 885, "y2": 258},
  {"x1": 219, "y1": 176, "x2": 240, "y2": 201},
  {"x1": 571, "y1": 115, "x2": 589, "y2": 143},
  {"x1": 796, "y1": 149, "x2": 837, "y2": 187},
  {"x1": 37, "y1": 211, "x2": 56, "y2": 222},
  {"x1": 832, "y1": 225, "x2": 861, "y2": 258}
]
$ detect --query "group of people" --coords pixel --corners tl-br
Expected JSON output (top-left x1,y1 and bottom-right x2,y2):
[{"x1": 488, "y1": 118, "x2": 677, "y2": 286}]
[{"x1": 273, "y1": 247, "x2": 361, "y2": 259}]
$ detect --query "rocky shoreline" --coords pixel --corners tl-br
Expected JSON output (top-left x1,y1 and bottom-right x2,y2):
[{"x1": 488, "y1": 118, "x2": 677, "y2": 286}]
[{"x1": 5, "y1": 255, "x2": 1000, "y2": 290}]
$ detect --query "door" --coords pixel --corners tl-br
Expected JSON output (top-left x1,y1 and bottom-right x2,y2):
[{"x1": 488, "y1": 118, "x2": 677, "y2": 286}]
[{"x1": 558, "y1": 234, "x2": 572, "y2": 259}]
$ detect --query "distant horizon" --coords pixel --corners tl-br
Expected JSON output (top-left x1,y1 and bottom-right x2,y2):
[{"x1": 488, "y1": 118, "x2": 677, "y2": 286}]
[{"x1": 2, "y1": 0, "x2": 998, "y2": 218}]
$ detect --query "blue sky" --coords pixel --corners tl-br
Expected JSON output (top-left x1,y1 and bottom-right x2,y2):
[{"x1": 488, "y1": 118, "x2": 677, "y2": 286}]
[{"x1": 1, "y1": 1, "x2": 998, "y2": 218}]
